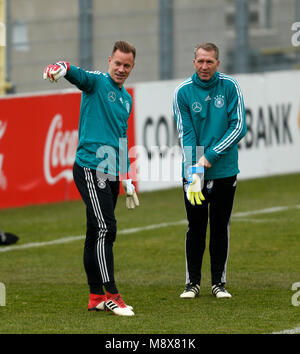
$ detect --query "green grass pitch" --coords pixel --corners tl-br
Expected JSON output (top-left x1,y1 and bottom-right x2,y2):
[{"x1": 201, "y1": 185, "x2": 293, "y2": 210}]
[{"x1": 0, "y1": 173, "x2": 300, "y2": 334}]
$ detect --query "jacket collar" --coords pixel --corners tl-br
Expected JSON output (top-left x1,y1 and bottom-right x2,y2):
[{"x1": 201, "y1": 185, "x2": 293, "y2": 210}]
[{"x1": 192, "y1": 71, "x2": 219, "y2": 89}]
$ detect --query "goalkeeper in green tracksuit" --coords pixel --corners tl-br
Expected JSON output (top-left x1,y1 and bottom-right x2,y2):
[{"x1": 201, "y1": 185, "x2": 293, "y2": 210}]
[
  {"x1": 43, "y1": 41, "x2": 138, "y2": 316},
  {"x1": 173, "y1": 42, "x2": 247, "y2": 299}
]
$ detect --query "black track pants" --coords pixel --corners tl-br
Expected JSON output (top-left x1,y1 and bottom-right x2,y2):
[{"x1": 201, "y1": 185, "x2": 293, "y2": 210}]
[
  {"x1": 73, "y1": 162, "x2": 119, "y2": 294},
  {"x1": 183, "y1": 175, "x2": 237, "y2": 286}
]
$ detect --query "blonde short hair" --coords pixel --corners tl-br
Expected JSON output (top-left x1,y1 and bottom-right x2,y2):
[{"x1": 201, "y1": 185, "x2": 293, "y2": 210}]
[
  {"x1": 112, "y1": 41, "x2": 136, "y2": 59},
  {"x1": 194, "y1": 42, "x2": 219, "y2": 60}
]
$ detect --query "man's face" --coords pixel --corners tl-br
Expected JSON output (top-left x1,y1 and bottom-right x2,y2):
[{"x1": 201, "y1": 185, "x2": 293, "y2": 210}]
[
  {"x1": 193, "y1": 48, "x2": 220, "y2": 81},
  {"x1": 108, "y1": 49, "x2": 135, "y2": 87}
]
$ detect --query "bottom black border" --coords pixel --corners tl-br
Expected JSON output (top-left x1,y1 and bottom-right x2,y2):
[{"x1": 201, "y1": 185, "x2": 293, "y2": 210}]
[{"x1": 0, "y1": 333, "x2": 297, "y2": 352}]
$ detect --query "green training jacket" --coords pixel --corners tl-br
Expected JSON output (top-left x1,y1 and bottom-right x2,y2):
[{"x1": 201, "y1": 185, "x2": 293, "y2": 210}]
[
  {"x1": 65, "y1": 65, "x2": 132, "y2": 176},
  {"x1": 173, "y1": 71, "x2": 247, "y2": 180}
]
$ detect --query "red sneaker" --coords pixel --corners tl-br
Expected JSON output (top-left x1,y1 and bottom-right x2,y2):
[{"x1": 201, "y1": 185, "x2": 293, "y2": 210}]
[
  {"x1": 88, "y1": 294, "x2": 107, "y2": 311},
  {"x1": 105, "y1": 292, "x2": 134, "y2": 316}
]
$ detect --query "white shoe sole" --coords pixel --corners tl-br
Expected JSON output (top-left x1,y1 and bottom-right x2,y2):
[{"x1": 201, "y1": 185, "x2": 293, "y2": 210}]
[
  {"x1": 180, "y1": 291, "x2": 199, "y2": 299},
  {"x1": 180, "y1": 292, "x2": 198, "y2": 299},
  {"x1": 112, "y1": 308, "x2": 135, "y2": 316},
  {"x1": 214, "y1": 292, "x2": 232, "y2": 298}
]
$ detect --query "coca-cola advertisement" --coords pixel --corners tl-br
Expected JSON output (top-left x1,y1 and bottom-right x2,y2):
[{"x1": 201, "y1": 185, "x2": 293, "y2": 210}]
[{"x1": 0, "y1": 88, "x2": 136, "y2": 209}]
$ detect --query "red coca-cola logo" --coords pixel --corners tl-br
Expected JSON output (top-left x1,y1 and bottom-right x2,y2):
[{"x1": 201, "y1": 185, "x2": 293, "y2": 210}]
[{"x1": 44, "y1": 114, "x2": 78, "y2": 185}]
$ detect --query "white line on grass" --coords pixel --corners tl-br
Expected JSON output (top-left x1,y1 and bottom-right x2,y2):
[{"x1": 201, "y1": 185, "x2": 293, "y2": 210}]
[
  {"x1": 272, "y1": 326, "x2": 300, "y2": 334},
  {"x1": 0, "y1": 204, "x2": 299, "y2": 254},
  {"x1": 118, "y1": 219, "x2": 187, "y2": 234},
  {"x1": 0, "y1": 220, "x2": 187, "y2": 253},
  {"x1": 231, "y1": 218, "x2": 280, "y2": 223},
  {"x1": 233, "y1": 204, "x2": 300, "y2": 217},
  {"x1": 0, "y1": 235, "x2": 85, "y2": 253}
]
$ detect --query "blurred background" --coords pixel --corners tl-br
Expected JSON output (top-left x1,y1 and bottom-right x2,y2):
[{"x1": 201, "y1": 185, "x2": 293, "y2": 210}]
[{"x1": 1, "y1": 0, "x2": 300, "y2": 95}]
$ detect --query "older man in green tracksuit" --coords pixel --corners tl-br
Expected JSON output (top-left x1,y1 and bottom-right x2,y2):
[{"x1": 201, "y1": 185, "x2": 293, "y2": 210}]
[
  {"x1": 43, "y1": 41, "x2": 139, "y2": 316},
  {"x1": 173, "y1": 42, "x2": 247, "y2": 299}
]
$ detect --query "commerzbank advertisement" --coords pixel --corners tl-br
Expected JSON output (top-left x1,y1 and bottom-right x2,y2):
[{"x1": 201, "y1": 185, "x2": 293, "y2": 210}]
[
  {"x1": 236, "y1": 71, "x2": 300, "y2": 179},
  {"x1": 134, "y1": 70, "x2": 300, "y2": 190},
  {"x1": 0, "y1": 71, "x2": 300, "y2": 208}
]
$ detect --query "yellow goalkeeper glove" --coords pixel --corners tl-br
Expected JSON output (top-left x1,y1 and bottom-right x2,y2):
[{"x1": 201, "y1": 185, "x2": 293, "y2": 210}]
[{"x1": 186, "y1": 166, "x2": 205, "y2": 206}]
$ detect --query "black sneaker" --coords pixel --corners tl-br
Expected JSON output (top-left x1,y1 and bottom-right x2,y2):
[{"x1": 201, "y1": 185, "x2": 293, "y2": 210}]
[
  {"x1": 180, "y1": 283, "x2": 200, "y2": 298},
  {"x1": 0, "y1": 231, "x2": 19, "y2": 246},
  {"x1": 212, "y1": 283, "x2": 232, "y2": 298}
]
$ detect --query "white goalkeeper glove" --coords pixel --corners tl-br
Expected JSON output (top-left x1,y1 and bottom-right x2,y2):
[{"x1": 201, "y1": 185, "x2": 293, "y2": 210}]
[
  {"x1": 122, "y1": 179, "x2": 139, "y2": 210},
  {"x1": 186, "y1": 165, "x2": 205, "y2": 206},
  {"x1": 43, "y1": 61, "x2": 70, "y2": 82}
]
